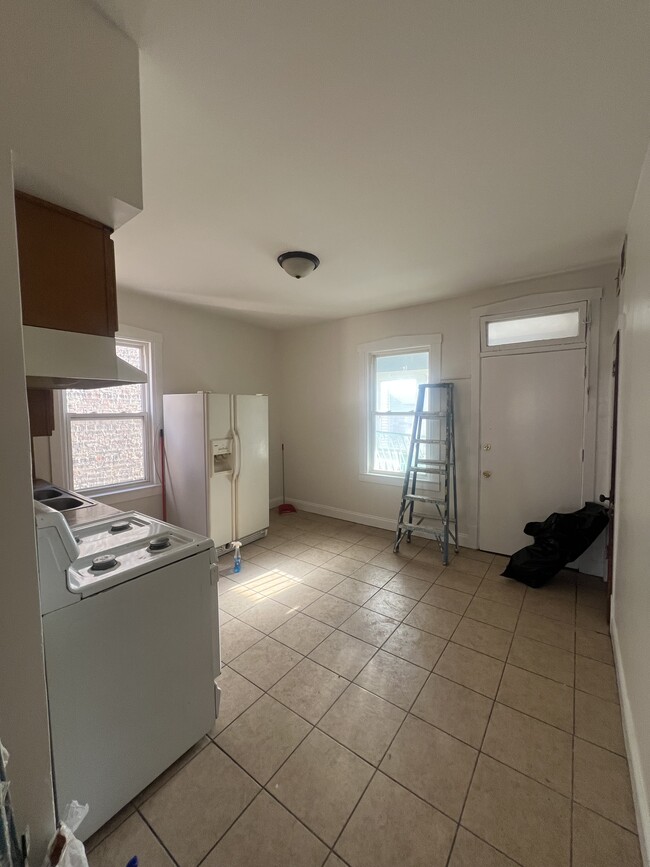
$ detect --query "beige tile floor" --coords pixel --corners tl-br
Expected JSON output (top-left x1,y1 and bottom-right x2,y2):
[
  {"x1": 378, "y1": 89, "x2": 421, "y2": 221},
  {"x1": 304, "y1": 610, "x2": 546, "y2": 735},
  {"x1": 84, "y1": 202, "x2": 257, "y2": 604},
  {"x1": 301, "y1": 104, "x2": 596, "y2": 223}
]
[{"x1": 86, "y1": 510, "x2": 642, "y2": 867}]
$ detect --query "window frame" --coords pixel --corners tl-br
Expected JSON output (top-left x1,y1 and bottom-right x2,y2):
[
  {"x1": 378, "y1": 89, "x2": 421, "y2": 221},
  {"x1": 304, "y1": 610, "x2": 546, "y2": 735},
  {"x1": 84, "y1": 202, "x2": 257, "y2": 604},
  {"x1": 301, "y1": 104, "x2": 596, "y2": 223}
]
[
  {"x1": 358, "y1": 334, "x2": 442, "y2": 487},
  {"x1": 480, "y1": 301, "x2": 588, "y2": 354},
  {"x1": 51, "y1": 326, "x2": 163, "y2": 500}
]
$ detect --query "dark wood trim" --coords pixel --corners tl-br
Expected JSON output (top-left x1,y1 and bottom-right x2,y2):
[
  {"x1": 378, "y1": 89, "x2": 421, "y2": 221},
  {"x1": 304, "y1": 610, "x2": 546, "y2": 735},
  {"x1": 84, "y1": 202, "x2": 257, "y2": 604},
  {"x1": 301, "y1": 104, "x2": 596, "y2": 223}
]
[
  {"x1": 15, "y1": 190, "x2": 112, "y2": 232},
  {"x1": 103, "y1": 230, "x2": 118, "y2": 335},
  {"x1": 27, "y1": 388, "x2": 55, "y2": 438}
]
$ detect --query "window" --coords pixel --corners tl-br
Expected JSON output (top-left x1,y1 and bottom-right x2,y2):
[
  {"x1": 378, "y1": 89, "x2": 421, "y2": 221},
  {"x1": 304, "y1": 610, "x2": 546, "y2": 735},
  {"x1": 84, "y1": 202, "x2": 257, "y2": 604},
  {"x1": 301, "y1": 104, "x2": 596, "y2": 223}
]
[
  {"x1": 371, "y1": 351, "x2": 429, "y2": 474},
  {"x1": 359, "y1": 334, "x2": 442, "y2": 485},
  {"x1": 61, "y1": 338, "x2": 155, "y2": 494},
  {"x1": 482, "y1": 303, "x2": 586, "y2": 352}
]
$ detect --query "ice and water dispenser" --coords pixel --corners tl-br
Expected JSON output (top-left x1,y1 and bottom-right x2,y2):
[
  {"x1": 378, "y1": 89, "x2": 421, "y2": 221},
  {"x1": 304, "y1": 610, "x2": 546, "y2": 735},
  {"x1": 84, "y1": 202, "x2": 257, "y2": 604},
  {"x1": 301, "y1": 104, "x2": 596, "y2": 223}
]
[{"x1": 211, "y1": 438, "x2": 233, "y2": 474}]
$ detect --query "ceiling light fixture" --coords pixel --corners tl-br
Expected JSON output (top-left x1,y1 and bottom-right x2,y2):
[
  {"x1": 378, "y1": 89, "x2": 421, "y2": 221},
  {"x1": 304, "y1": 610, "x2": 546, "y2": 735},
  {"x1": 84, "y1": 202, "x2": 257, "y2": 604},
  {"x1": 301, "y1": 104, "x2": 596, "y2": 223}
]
[{"x1": 277, "y1": 251, "x2": 320, "y2": 279}]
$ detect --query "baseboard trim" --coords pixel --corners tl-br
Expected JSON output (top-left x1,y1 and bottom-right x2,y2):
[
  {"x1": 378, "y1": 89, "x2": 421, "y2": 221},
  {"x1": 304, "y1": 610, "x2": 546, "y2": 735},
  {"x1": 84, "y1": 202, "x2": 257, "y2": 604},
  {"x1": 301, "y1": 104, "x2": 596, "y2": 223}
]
[
  {"x1": 269, "y1": 496, "x2": 283, "y2": 509},
  {"x1": 610, "y1": 613, "x2": 649, "y2": 865},
  {"x1": 288, "y1": 497, "x2": 471, "y2": 547}
]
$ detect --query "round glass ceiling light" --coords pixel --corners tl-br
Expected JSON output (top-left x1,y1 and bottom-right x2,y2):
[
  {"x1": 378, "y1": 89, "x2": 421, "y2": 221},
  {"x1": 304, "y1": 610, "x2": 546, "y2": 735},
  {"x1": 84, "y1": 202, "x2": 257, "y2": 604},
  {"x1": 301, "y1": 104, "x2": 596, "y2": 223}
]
[{"x1": 277, "y1": 251, "x2": 320, "y2": 279}]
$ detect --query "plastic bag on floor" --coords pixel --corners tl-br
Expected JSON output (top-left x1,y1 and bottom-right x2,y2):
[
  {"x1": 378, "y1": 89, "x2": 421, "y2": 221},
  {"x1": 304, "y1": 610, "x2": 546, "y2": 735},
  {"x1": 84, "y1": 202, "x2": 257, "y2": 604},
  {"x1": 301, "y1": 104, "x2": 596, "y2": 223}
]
[
  {"x1": 502, "y1": 502, "x2": 609, "y2": 588},
  {"x1": 40, "y1": 803, "x2": 89, "y2": 867}
]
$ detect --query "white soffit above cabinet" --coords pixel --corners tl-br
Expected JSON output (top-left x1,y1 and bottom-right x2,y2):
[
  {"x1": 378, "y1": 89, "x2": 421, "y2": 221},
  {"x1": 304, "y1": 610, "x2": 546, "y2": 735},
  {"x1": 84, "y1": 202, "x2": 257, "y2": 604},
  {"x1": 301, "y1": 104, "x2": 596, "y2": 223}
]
[{"x1": 94, "y1": 0, "x2": 650, "y2": 327}]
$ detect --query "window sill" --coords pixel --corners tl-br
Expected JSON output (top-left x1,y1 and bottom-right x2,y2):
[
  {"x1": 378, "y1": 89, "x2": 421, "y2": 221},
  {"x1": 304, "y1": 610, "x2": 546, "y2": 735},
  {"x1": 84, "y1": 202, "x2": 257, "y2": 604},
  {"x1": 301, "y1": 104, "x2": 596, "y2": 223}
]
[
  {"x1": 359, "y1": 472, "x2": 405, "y2": 487},
  {"x1": 359, "y1": 472, "x2": 441, "y2": 492},
  {"x1": 89, "y1": 483, "x2": 163, "y2": 506}
]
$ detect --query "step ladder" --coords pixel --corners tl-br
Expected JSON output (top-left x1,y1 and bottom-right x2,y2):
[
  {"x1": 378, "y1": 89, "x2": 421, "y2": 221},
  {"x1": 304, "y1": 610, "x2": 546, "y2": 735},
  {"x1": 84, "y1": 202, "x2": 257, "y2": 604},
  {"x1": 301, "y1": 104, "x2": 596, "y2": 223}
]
[{"x1": 393, "y1": 382, "x2": 458, "y2": 565}]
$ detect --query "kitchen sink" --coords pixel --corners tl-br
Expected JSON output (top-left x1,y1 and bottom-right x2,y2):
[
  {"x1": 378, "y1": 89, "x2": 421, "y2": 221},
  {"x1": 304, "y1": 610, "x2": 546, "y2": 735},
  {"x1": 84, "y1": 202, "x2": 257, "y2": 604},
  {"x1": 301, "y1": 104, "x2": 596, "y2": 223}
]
[
  {"x1": 34, "y1": 488, "x2": 64, "y2": 501},
  {"x1": 33, "y1": 483, "x2": 94, "y2": 512},
  {"x1": 44, "y1": 496, "x2": 88, "y2": 511}
]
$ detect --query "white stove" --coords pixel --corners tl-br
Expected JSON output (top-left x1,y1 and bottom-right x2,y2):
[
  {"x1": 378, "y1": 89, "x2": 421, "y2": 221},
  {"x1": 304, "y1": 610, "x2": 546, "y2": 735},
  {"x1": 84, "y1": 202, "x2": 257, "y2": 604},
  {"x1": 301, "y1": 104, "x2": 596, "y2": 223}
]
[
  {"x1": 35, "y1": 502, "x2": 221, "y2": 840},
  {"x1": 35, "y1": 504, "x2": 217, "y2": 609}
]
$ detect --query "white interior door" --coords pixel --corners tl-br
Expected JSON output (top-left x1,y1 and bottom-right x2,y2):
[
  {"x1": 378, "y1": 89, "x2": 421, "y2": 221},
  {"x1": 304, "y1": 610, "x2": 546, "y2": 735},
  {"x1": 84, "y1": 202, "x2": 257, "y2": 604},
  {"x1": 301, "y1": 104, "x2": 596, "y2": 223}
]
[
  {"x1": 479, "y1": 348, "x2": 586, "y2": 555},
  {"x1": 233, "y1": 394, "x2": 269, "y2": 539}
]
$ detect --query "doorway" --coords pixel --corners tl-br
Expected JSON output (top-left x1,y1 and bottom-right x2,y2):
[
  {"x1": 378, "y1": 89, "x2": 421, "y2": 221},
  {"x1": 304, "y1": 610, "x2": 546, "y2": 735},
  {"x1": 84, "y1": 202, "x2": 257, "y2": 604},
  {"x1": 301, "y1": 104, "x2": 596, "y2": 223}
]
[{"x1": 469, "y1": 290, "x2": 602, "y2": 555}]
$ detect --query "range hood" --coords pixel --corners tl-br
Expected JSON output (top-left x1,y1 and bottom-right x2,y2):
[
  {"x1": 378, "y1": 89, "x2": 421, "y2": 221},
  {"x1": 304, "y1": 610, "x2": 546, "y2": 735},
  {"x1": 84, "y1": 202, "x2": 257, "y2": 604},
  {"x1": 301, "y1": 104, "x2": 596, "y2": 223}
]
[{"x1": 23, "y1": 326, "x2": 148, "y2": 389}]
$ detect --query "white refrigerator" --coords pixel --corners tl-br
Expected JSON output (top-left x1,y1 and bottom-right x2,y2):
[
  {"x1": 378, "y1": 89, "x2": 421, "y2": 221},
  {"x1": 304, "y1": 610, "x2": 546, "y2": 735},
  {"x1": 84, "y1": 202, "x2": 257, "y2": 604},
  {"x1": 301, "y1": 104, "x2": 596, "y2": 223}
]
[{"x1": 163, "y1": 392, "x2": 269, "y2": 551}]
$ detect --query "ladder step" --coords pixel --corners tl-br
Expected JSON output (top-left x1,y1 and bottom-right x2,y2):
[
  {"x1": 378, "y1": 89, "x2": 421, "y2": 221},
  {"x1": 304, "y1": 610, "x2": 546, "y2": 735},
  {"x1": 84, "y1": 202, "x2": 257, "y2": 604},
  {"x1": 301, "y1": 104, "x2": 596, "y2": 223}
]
[
  {"x1": 414, "y1": 438, "x2": 446, "y2": 444},
  {"x1": 403, "y1": 493, "x2": 445, "y2": 504},
  {"x1": 412, "y1": 459, "x2": 451, "y2": 466},
  {"x1": 398, "y1": 522, "x2": 443, "y2": 538},
  {"x1": 399, "y1": 520, "x2": 459, "y2": 540},
  {"x1": 411, "y1": 512, "x2": 448, "y2": 521},
  {"x1": 415, "y1": 411, "x2": 447, "y2": 419},
  {"x1": 411, "y1": 466, "x2": 449, "y2": 473}
]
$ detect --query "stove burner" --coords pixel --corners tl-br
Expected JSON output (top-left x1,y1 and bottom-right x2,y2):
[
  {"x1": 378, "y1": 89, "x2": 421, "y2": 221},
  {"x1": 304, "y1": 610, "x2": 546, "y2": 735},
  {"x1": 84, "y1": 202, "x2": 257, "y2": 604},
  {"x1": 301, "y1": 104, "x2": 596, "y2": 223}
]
[
  {"x1": 148, "y1": 536, "x2": 171, "y2": 552},
  {"x1": 91, "y1": 554, "x2": 118, "y2": 571},
  {"x1": 110, "y1": 520, "x2": 132, "y2": 533}
]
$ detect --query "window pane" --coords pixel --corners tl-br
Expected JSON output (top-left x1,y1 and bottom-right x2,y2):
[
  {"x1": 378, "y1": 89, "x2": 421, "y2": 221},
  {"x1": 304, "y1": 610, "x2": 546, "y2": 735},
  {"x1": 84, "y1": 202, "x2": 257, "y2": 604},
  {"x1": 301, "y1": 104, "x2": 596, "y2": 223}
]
[
  {"x1": 486, "y1": 311, "x2": 580, "y2": 347},
  {"x1": 373, "y1": 414, "x2": 413, "y2": 473},
  {"x1": 70, "y1": 418, "x2": 146, "y2": 490},
  {"x1": 65, "y1": 343, "x2": 146, "y2": 414},
  {"x1": 375, "y1": 352, "x2": 429, "y2": 412}
]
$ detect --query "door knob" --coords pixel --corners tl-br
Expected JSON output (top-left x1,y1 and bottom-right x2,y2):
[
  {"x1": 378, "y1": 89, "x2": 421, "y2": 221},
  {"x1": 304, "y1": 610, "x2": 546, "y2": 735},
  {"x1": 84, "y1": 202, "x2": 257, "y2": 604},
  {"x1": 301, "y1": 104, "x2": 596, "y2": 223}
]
[
  {"x1": 483, "y1": 444, "x2": 491, "y2": 451},
  {"x1": 482, "y1": 471, "x2": 492, "y2": 478},
  {"x1": 599, "y1": 494, "x2": 612, "y2": 504}
]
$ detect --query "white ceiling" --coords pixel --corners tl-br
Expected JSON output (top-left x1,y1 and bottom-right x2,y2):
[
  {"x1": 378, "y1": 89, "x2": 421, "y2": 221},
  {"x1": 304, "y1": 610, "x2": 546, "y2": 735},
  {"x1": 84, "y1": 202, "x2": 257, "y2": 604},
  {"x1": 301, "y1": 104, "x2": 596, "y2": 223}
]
[{"x1": 94, "y1": 0, "x2": 650, "y2": 328}]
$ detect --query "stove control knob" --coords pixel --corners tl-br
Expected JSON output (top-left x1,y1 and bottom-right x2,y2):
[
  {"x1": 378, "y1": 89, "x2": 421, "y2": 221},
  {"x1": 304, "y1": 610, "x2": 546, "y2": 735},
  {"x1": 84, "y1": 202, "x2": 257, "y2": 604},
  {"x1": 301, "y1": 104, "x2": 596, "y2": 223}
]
[
  {"x1": 91, "y1": 554, "x2": 118, "y2": 571},
  {"x1": 111, "y1": 520, "x2": 132, "y2": 533},
  {"x1": 148, "y1": 536, "x2": 171, "y2": 552}
]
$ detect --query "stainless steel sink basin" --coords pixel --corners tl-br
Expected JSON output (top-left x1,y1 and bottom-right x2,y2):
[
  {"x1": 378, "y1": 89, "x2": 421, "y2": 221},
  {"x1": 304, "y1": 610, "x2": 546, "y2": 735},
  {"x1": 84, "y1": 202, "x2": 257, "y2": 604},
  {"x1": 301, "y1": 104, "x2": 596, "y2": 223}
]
[
  {"x1": 44, "y1": 496, "x2": 87, "y2": 511},
  {"x1": 33, "y1": 484, "x2": 94, "y2": 512},
  {"x1": 34, "y1": 488, "x2": 64, "y2": 501}
]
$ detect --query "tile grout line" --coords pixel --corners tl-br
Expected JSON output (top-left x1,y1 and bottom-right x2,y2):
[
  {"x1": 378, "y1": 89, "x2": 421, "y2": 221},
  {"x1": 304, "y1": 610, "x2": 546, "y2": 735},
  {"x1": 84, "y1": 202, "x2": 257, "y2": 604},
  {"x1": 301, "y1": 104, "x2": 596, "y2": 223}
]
[
  {"x1": 443, "y1": 562, "x2": 527, "y2": 867},
  {"x1": 136, "y1": 805, "x2": 181, "y2": 866},
  {"x1": 326, "y1": 564, "x2": 467, "y2": 863},
  {"x1": 301, "y1": 543, "x2": 470, "y2": 860}
]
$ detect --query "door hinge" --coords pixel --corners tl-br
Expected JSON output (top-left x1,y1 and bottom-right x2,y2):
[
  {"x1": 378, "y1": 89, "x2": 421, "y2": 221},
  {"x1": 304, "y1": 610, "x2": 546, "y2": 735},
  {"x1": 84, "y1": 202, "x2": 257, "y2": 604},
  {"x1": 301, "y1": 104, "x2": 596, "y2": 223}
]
[{"x1": 581, "y1": 449, "x2": 585, "y2": 462}]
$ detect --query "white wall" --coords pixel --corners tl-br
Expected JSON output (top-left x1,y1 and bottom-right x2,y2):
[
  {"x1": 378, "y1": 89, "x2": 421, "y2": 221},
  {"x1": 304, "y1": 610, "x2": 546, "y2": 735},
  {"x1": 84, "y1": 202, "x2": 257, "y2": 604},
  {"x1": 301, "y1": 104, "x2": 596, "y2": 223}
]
[
  {"x1": 0, "y1": 0, "x2": 142, "y2": 227},
  {"x1": 279, "y1": 263, "x2": 618, "y2": 543},
  {"x1": 105, "y1": 289, "x2": 282, "y2": 517},
  {"x1": 0, "y1": 149, "x2": 56, "y2": 863},
  {"x1": 611, "y1": 144, "x2": 650, "y2": 862},
  {"x1": 0, "y1": 1, "x2": 141, "y2": 859}
]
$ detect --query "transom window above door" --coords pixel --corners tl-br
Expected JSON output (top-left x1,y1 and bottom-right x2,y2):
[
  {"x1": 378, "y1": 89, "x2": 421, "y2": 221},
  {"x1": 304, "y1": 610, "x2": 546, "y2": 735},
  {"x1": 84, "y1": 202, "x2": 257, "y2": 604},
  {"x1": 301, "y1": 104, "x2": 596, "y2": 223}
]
[
  {"x1": 358, "y1": 334, "x2": 442, "y2": 486},
  {"x1": 481, "y1": 302, "x2": 587, "y2": 353}
]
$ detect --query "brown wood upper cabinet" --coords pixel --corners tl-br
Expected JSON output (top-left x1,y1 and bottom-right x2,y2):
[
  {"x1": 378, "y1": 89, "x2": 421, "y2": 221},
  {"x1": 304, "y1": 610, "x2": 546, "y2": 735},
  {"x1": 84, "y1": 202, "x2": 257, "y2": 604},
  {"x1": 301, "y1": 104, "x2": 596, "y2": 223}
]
[{"x1": 15, "y1": 191, "x2": 118, "y2": 337}]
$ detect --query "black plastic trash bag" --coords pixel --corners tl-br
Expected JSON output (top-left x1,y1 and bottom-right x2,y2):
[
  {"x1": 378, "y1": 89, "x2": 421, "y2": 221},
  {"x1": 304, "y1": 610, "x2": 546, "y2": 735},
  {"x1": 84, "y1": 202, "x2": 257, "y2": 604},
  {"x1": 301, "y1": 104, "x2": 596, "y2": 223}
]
[{"x1": 502, "y1": 502, "x2": 609, "y2": 588}]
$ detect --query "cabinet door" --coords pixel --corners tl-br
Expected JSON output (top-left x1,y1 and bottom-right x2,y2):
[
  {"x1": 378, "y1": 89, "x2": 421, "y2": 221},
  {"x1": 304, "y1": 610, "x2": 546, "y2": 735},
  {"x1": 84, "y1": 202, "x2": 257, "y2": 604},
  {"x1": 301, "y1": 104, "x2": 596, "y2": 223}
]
[
  {"x1": 15, "y1": 192, "x2": 117, "y2": 336},
  {"x1": 27, "y1": 388, "x2": 55, "y2": 437}
]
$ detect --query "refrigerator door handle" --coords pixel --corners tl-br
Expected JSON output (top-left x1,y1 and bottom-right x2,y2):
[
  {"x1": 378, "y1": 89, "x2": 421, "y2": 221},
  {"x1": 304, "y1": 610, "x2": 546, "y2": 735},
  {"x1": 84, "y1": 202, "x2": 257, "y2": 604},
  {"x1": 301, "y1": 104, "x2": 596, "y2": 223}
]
[{"x1": 233, "y1": 429, "x2": 242, "y2": 483}]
